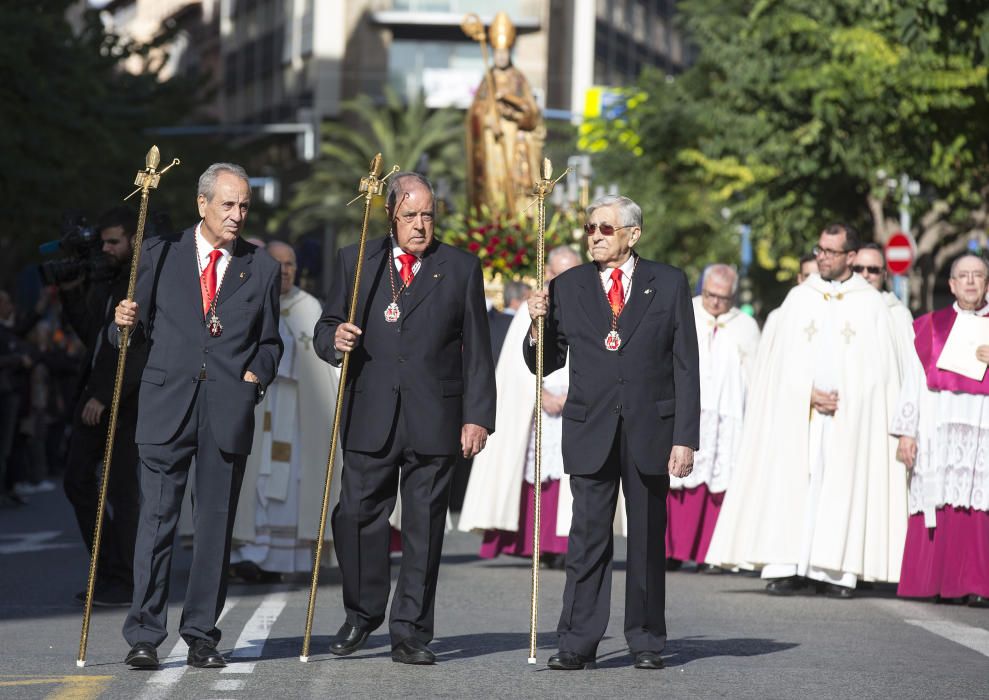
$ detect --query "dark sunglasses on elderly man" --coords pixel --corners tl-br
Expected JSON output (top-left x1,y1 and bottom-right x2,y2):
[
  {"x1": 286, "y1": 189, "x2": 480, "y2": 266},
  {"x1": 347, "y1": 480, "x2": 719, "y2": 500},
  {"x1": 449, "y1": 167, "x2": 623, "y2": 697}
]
[
  {"x1": 851, "y1": 264, "x2": 882, "y2": 275},
  {"x1": 583, "y1": 222, "x2": 634, "y2": 236}
]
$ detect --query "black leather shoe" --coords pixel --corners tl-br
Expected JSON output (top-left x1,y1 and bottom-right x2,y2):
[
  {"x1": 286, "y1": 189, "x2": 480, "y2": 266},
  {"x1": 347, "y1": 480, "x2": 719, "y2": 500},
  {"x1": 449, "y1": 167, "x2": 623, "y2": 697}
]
[
  {"x1": 391, "y1": 638, "x2": 436, "y2": 665},
  {"x1": 633, "y1": 651, "x2": 665, "y2": 669},
  {"x1": 187, "y1": 639, "x2": 226, "y2": 668},
  {"x1": 818, "y1": 582, "x2": 854, "y2": 599},
  {"x1": 967, "y1": 594, "x2": 989, "y2": 608},
  {"x1": 765, "y1": 576, "x2": 811, "y2": 596},
  {"x1": 547, "y1": 651, "x2": 596, "y2": 670},
  {"x1": 697, "y1": 563, "x2": 725, "y2": 575},
  {"x1": 329, "y1": 622, "x2": 371, "y2": 656},
  {"x1": 125, "y1": 642, "x2": 159, "y2": 669}
]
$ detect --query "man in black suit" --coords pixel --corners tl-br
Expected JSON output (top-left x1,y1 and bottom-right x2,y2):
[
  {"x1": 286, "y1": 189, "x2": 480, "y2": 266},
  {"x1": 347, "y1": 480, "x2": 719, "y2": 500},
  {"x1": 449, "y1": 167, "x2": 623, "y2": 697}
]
[
  {"x1": 487, "y1": 280, "x2": 530, "y2": 364},
  {"x1": 114, "y1": 163, "x2": 282, "y2": 670},
  {"x1": 313, "y1": 172, "x2": 496, "y2": 665},
  {"x1": 525, "y1": 194, "x2": 700, "y2": 670},
  {"x1": 61, "y1": 206, "x2": 144, "y2": 607}
]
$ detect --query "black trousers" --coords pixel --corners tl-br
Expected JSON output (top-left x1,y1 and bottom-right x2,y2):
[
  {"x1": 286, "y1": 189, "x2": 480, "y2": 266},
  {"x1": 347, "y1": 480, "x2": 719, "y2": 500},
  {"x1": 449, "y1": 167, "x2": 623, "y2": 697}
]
[
  {"x1": 332, "y1": 401, "x2": 455, "y2": 644},
  {"x1": 123, "y1": 384, "x2": 246, "y2": 647},
  {"x1": 558, "y1": 418, "x2": 670, "y2": 658},
  {"x1": 63, "y1": 407, "x2": 140, "y2": 589}
]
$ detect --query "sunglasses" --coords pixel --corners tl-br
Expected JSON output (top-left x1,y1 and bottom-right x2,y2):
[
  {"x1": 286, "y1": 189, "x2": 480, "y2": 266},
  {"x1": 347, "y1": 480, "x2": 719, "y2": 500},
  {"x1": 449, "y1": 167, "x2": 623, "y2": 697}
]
[
  {"x1": 851, "y1": 264, "x2": 882, "y2": 275},
  {"x1": 584, "y1": 223, "x2": 633, "y2": 236}
]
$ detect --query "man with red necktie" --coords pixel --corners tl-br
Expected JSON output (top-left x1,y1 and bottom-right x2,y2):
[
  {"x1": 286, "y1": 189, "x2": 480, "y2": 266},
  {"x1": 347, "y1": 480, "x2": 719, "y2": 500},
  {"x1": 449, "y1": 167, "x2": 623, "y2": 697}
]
[
  {"x1": 525, "y1": 194, "x2": 700, "y2": 670},
  {"x1": 313, "y1": 172, "x2": 496, "y2": 665},
  {"x1": 114, "y1": 163, "x2": 282, "y2": 670}
]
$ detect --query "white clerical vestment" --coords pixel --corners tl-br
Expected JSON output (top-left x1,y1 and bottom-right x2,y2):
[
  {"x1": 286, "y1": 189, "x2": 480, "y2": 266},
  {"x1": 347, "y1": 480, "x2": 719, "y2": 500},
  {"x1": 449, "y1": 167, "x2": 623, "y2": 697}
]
[
  {"x1": 672, "y1": 298, "x2": 760, "y2": 493},
  {"x1": 891, "y1": 303, "x2": 989, "y2": 526},
  {"x1": 706, "y1": 274, "x2": 908, "y2": 584},
  {"x1": 231, "y1": 287, "x2": 342, "y2": 571}
]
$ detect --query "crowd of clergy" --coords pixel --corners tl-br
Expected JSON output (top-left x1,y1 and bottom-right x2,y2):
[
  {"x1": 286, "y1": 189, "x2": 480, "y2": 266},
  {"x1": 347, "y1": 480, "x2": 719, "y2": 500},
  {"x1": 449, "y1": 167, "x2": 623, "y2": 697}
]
[{"x1": 229, "y1": 223, "x2": 986, "y2": 608}]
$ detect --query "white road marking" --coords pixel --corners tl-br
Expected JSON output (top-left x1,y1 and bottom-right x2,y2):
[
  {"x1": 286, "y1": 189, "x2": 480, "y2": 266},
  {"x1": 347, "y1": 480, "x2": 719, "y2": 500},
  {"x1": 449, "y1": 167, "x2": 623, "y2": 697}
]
[
  {"x1": 870, "y1": 597, "x2": 989, "y2": 658},
  {"x1": 211, "y1": 679, "x2": 245, "y2": 691},
  {"x1": 230, "y1": 592, "x2": 287, "y2": 660},
  {"x1": 0, "y1": 531, "x2": 74, "y2": 555},
  {"x1": 904, "y1": 619, "x2": 989, "y2": 658},
  {"x1": 136, "y1": 600, "x2": 237, "y2": 699},
  {"x1": 220, "y1": 662, "x2": 256, "y2": 674}
]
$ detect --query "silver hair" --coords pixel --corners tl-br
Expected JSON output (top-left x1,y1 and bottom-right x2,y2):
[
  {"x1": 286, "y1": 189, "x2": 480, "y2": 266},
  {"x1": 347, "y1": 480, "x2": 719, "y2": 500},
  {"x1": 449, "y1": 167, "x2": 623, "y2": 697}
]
[
  {"x1": 503, "y1": 280, "x2": 531, "y2": 306},
  {"x1": 949, "y1": 253, "x2": 989, "y2": 278},
  {"x1": 547, "y1": 245, "x2": 580, "y2": 270},
  {"x1": 585, "y1": 194, "x2": 642, "y2": 229},
  {"x1": 385, "y1": 172, "x2": 434, "y2": 214},
  {"x1": 701, "y1": 263, "x2": 739, "y2": 294},
  {"x1": 197, "y1": 163, "x2": 250, "y2": 200}
]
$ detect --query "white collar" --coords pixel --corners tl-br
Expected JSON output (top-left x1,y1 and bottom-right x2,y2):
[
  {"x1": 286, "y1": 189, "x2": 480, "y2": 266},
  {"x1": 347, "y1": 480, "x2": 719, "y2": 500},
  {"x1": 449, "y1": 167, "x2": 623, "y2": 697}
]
[
  {"x1": 390, "y1": 236, "x2": 420, "y2": 260},
  {"x1": 599, "y1": 253, "x2": 637, "y2": 278},
  {"x1": 195, "y1": 222, "x2": 233, "y2": 258},
  {"x1": 953, "y1": 301, "x2": 989, "y2": 317}
]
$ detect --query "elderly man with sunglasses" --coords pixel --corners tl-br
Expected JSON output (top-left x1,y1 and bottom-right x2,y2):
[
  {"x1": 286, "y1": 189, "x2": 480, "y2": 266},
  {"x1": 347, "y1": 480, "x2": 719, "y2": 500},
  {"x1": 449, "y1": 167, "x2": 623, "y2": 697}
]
[
  {"x1": 707, "y1": 223, "x2": 908, "y2": 599},
  {"x1": 525, "y1": 194, "x2": 700, "y2": 670}
]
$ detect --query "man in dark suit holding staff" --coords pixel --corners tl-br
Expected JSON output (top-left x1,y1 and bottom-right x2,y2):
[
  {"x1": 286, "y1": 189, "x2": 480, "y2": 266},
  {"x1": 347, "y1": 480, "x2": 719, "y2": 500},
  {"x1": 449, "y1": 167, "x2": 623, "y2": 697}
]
[
  {"x1": 313, "y1": 172, "x2": 496, "y2": 665},
  {"x1": 525, "y1": 194, "x2": 700, "y2": 670},
  {"x1": 114, "y1": 163, "x2": 283, "y2": 669}
]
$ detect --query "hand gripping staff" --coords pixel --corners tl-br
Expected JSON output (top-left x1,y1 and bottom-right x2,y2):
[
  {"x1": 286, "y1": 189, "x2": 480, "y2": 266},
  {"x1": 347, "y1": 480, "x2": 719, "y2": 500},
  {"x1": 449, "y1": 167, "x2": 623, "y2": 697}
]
[
  {"x1": 522, "y1": 159, "x2": 569, "y2": 664},
  {"x1": 300, "y1": 154, "x2": 399, "y2": 662},
  {"x1": 77, "y1": 146, "x2": 180, "y2": 667}
]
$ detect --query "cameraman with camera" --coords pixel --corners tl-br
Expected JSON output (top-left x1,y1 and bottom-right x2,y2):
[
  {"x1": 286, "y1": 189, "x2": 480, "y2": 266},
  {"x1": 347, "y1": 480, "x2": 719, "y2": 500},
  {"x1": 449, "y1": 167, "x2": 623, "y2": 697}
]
[{"x1": 58, "y1": 206, "x2": 146, "y2": 607}]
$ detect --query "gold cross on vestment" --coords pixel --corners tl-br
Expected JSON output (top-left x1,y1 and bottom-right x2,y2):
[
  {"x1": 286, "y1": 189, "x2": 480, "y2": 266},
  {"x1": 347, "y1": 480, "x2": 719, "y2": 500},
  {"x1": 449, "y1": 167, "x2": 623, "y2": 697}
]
[
  {"x1": 804, "y1": 320, "x2": 818, "y2": 342},
  {"x1": 841, "y1": 322, "x2": 856, "y2": 345},
  {"x1": 298, "y1": 331, "x2": 313, "y2": 350}
]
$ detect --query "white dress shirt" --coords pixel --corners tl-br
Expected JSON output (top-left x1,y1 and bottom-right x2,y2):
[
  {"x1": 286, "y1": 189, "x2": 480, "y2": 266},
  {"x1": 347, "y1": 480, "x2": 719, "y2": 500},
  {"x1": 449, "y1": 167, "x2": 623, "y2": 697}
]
[
  {"x1": 195, "y1": 222, "x2": 233, "y2": 293},
  {"x1": 598, "y1": 253, "x2": 637, "y2": 303},
  {"x1": 391, "y1": 237, "x2": 422, "y2": 280}
]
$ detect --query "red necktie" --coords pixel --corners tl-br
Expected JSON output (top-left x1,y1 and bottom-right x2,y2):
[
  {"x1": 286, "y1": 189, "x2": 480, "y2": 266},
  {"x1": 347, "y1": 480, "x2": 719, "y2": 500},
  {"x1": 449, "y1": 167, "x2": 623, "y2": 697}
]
[
  {"x1": 607, "y1": 268, "x2": 624, "y2": 316},
  {"x1": 398, "y1": 253, "x2": 416, "y2": 286},
  {"x1": 201, "y1": 249, "x2": 222, "y2": 315}
]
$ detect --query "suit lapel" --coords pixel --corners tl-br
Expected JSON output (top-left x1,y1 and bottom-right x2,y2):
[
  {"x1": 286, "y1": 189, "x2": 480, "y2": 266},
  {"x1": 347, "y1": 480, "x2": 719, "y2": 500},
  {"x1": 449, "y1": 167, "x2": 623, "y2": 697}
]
[
  {"x1": 400, "y1": 243, "x2": 446, "y2": 320},
  {"x1": 357, "y1": 237, "x2": 390, "y2": 319},
  {"x1": 217, "y1": 238, "x2": 252, "y2": 306},
  {"x1": 576, "y1": 263, "x2": 613, "y2": 330},
  {"x1": 169, "y1": 228, "x2": 207, "y2": 327},
  {"x1": 615, "y1": 262, "x2": 656, "y2": 346}
]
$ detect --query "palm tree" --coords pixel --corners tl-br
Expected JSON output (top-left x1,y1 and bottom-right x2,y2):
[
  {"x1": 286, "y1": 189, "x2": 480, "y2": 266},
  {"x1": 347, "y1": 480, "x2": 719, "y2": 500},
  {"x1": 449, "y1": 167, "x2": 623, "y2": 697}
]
[{"x1": 276, "y1": 87, "x2": 465, "y2": 245}]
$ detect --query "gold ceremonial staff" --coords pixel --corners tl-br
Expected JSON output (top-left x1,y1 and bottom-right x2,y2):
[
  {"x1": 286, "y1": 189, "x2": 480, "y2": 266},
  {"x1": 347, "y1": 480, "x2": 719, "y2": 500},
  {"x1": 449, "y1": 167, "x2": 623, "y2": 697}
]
[
  {"x1": 300, "y1": 154, "x2": 399, "y2": 663},
  {"x1": 77, "y1": 146, "x2": 180, "y2": 667},
  {"x1": 461, "y1": 13, "x2": 516, "y2": 212},
  {"x1": 522, "y1": 158, "x2": 569, "y2": 664}
]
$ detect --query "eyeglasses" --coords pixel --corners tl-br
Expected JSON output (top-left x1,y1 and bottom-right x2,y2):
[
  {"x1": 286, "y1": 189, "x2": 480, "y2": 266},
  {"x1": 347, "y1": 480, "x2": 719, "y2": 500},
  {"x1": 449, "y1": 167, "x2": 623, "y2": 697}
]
[
  {"x1": 952, "y1": 271, "x2": 988, "y2": 282},
  {"x1": 584, "y1": 222, "x2": 633, "y2": 236},
  {"x1": 851, "y1": 264, "x2": 882, "y2": 275},
  {"x1": 701, "y1": 289, "x2": 733, "y2": 304},
  {"x1": 813, "y1": 245, "x2": 847, "y2": 258},
  {"x1": 398, "y1": 211, "x2": 434, "y2": 224}
]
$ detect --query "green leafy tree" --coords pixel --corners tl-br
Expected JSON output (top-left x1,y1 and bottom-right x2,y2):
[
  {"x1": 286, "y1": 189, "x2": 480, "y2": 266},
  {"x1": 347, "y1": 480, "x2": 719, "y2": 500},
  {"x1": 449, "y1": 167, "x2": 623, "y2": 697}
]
[
  {"x1": 0, "y1": 2, "x2": 201, "y2": 284},
  {"x1": 276, "y1": 88, "x2": 466, "y2": 245},
  {"x1": 586, "y1": 0, "x2": 989, "y2": 311}
]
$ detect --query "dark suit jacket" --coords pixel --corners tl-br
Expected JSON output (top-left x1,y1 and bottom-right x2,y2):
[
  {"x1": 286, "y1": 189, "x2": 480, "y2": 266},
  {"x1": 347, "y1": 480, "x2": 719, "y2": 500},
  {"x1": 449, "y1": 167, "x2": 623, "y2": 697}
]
[
  {"x1": 313, "y1": 236, "x2": 496, "y2": 455},
  {"x1": 487, "y1": 308, "x2": 513, "y2": 364},
  {"x1": 120, "y1": 227, "x2": 282, "y2": 454},
  {"x1": 523, "y1": 257, "x2": 700, "y2": 475}
]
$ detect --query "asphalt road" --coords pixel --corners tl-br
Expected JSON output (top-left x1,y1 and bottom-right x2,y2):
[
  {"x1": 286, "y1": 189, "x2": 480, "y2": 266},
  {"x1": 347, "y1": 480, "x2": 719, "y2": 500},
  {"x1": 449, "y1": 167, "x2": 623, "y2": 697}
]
[{"x1": 1, "y1": 486, "x2": 987, "y2": 699}]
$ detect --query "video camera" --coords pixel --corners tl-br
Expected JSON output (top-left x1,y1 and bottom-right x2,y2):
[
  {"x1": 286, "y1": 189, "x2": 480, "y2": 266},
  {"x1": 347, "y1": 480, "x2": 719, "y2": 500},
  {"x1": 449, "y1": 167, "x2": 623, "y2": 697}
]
[{"x1": 37, "y1": 212, "x2": 116, "y2": 286}]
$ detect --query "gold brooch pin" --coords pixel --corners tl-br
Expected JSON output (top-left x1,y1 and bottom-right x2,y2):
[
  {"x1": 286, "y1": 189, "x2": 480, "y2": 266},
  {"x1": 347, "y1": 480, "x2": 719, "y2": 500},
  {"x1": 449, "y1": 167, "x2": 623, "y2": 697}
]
[{"x1": 240, "y1": 272, "x2": 246, "y2": 278}]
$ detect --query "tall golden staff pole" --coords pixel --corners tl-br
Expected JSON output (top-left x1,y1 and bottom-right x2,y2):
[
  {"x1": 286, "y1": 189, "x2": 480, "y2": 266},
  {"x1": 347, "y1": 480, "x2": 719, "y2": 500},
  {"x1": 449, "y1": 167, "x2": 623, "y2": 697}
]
[
  {"x1": 300, "y1": 154, "x2": 399, "y2": 663},
  {"x1": 522, "y1": 159, "x2": 569, "y2": 664},
  {"x1": 76, "y1": 146, "x2": 180, "y2": 667},
  {"x1": 461, "y1": 13, "x2": 516, "y2": 212}
]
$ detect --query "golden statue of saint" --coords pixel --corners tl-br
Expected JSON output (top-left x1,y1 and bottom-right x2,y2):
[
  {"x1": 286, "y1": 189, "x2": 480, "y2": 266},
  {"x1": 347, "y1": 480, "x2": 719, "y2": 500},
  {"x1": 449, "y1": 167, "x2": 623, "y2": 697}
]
[{"x1": 466, "y1": 12, "x2": 545, "y2": 216}]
